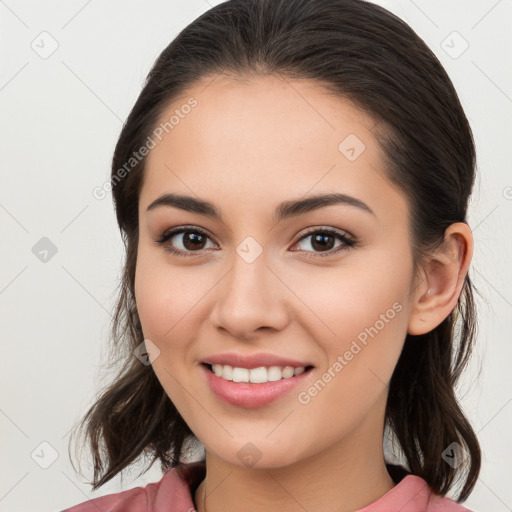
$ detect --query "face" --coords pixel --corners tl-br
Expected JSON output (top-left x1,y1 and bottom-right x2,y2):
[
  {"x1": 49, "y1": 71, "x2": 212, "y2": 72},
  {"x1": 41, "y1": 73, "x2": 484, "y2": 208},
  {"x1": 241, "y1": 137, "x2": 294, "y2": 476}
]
[{"x1": 135, "y1": 74, "x2": 416, "y2": 468}]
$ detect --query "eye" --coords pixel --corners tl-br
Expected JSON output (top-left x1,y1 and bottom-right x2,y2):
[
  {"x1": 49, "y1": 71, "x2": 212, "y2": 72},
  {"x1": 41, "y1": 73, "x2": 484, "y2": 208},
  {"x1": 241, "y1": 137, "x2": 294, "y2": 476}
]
[
  {"x1": 290, "y1": 228, "x2": 356, "y2": 258},
  {"x1": 154, "y1": 226, "x2": 217, "y2": 257},
  {"x1": 154, "y1": 226, "x2": 357, "y2": 259}
]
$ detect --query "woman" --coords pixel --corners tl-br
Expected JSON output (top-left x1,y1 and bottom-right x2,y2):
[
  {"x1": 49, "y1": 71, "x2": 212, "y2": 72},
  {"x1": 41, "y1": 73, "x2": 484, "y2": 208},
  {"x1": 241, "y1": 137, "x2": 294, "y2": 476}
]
[{"x1": 63, "y1": 0, "x2": 481, "y2": 510}]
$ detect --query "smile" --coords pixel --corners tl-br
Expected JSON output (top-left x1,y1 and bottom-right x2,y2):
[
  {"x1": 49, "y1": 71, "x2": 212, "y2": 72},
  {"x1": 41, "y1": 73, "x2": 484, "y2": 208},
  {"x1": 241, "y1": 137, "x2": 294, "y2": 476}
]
[{"x1": 201, "y1": 363, "x2": 314, "y2": 408}]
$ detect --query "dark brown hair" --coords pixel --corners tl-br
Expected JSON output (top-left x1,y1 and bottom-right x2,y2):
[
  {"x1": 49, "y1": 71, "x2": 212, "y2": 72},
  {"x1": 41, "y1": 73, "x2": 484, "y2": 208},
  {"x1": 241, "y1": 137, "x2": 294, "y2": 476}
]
[{"x1": 69, "y1": 0, "x2": 481, "y2": 502}]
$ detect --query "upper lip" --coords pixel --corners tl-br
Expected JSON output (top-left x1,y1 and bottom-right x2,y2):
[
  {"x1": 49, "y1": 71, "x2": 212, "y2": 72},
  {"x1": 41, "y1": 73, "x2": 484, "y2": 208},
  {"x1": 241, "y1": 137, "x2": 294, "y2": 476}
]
[{"x1": 202, "y1": 352, "x2": 314, "y2": 369}]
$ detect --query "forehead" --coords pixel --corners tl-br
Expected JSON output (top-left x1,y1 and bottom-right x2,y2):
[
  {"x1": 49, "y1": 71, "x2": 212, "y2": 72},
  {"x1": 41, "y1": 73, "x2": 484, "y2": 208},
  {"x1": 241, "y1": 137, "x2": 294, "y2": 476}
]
[{"x1": 140, "y1": 74, "x2": 408, "y2": 226}]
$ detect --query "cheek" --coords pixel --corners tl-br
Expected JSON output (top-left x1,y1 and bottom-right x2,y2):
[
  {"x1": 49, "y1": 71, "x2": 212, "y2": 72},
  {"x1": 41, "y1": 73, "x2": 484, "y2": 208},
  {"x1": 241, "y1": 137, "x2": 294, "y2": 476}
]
[
  {"x1": 135, "y1": 255, "x2": 168, "y2": 340},
  {"x1": 134, "y1": 251, "x2": 202, "y2": 410},
  {"x1": 294, "y1": 251, "x2": 412, "y2": 399},
  {"x1": 134, "y1": 246, "x2": 215, "y2": 349},
  {"x1": 296, "y1": 292, "x2": 409, "y2": 449},
  {"x1": 291, "y1": 252, "x2": 411, "y2": 344},
  {"x1": 135, "y1": 246, "x2": 186, "y2": 342}
]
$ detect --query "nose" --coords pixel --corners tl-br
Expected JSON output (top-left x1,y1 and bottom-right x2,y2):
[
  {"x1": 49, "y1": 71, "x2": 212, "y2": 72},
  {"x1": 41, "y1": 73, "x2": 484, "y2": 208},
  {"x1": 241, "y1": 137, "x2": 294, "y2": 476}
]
[{"x1": 209, "y1": 253, "x2": 290, "y2": 341}]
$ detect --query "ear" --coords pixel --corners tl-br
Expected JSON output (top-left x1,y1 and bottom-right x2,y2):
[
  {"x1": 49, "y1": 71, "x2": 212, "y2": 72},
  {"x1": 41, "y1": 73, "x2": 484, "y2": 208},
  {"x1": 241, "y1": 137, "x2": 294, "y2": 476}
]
[{"x1": 407, "y1": 222, "x2": 473, "y2": 336}]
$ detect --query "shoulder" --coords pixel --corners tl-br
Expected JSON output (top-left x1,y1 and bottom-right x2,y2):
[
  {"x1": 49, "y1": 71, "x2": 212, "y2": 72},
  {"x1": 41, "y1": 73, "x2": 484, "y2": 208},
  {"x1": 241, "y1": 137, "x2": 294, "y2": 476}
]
[
  {"x1": 59, "y1": 461, "x2": 206, "y2": 512},
  {"x1": 399, "y1": 475, "x2": 475, "y2": 512},
  {"x1": 359, "y1": 468, "x2": 476, "y2": 512},
  {"x1": 60, "y1": 483, "x2": 148, "y2": 512},
  {"x1": 428, "y1": 492, "x2": 474, "y2": 511}
]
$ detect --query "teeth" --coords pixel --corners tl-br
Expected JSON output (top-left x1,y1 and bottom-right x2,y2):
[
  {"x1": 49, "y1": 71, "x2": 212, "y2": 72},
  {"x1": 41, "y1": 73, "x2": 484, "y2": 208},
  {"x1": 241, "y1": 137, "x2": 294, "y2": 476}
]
[{"x1": 211, "y1": 364, "x2": 307, "y2": 383}]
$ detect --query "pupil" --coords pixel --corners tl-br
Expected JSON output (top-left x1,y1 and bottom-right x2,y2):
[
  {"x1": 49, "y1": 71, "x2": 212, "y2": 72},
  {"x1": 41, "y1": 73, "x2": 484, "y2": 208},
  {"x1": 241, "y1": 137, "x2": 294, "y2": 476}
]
[
  {"x1": 184, "y1": 232, "x2": 205, "y2": 250},
  {"x1": 312, "y1": 234, "x2": 333, "y2": 251}
]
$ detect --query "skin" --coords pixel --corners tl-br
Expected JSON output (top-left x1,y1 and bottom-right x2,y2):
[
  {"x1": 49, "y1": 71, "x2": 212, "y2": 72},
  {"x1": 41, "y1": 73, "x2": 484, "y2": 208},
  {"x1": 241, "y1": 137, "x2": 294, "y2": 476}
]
[{"x1": 134, "y1": 74, "x2": 473, "y2": 512}]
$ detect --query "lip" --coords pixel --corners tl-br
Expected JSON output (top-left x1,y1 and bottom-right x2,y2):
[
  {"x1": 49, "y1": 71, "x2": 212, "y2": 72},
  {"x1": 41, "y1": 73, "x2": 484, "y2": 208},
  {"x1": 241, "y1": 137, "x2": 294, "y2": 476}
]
[
  {"x1": 201, "y1": 363, "x2": 314, "y2": 408},
  {"x1": 201, "y1": 352, "x2": 314, "y2": 369}
]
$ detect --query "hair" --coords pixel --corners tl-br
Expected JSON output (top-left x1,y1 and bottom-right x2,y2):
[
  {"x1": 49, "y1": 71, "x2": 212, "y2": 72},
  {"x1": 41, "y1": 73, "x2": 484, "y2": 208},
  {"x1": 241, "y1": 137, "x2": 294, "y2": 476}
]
[{"x1": 69, "y1": 0, "x2": 482, "y2": 502}]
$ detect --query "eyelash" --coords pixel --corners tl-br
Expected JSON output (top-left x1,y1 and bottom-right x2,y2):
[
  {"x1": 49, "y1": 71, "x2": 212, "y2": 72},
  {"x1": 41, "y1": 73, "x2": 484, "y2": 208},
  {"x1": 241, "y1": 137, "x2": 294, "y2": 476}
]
[{"x1": 154, "y1": 225, "x2": 357, "y2": 259}]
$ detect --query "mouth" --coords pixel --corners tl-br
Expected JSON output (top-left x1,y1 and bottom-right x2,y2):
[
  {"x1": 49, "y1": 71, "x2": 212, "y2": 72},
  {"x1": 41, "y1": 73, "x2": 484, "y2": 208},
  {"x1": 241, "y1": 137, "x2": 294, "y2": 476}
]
[
  {"x1": 200, "y1": 362, "x2": 315, "y2": 408},
  {"x1": 201, "y1": 362, "x2": 315, "y2": 382}
]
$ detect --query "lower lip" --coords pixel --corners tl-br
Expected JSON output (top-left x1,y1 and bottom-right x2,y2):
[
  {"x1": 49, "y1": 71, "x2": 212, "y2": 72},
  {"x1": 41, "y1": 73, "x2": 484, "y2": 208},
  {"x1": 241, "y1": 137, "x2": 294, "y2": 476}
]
[{"x1": 201, "y1": 363, "x2": 314, "y2": 408}]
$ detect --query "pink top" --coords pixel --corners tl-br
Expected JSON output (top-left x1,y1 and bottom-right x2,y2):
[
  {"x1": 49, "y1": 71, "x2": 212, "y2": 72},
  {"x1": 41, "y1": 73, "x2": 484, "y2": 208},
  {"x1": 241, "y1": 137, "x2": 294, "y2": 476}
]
[{"x1": 61, "y1": 461, "x2": 473, "y2": 512}]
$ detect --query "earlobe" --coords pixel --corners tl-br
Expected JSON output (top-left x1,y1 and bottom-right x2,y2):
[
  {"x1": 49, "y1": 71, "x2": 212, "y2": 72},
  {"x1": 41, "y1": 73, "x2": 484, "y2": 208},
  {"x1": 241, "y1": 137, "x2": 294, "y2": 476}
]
[{"x1": 407, "y1": 223, "x2": 473, "y2": 336}]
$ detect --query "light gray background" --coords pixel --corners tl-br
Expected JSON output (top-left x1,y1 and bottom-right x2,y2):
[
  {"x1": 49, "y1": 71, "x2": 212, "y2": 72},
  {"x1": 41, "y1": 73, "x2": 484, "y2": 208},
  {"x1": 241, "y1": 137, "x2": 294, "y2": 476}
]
[{"x1": 1, "y1": 1, "x2": 511, "y2": 511}]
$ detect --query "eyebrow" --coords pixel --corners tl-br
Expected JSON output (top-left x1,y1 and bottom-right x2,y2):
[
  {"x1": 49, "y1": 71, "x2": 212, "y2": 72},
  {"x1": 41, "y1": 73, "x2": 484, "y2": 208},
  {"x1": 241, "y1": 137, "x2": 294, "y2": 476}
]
[{"x1": 146, "y1": 192, "x2": 375, "y2": 223}]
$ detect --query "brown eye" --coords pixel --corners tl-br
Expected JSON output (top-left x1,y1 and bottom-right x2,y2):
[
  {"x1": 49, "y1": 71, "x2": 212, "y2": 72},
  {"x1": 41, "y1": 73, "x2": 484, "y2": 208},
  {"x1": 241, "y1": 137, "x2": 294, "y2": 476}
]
[
  {"x1": 179, "y1": 231, "x2": 208, "y2": 251},
  {"x1": 155, "y1": 227, "x2": 217, "y2": 257},
  {"x1": 291, "y1": 228, "x2": 356, "y2": 258}
]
